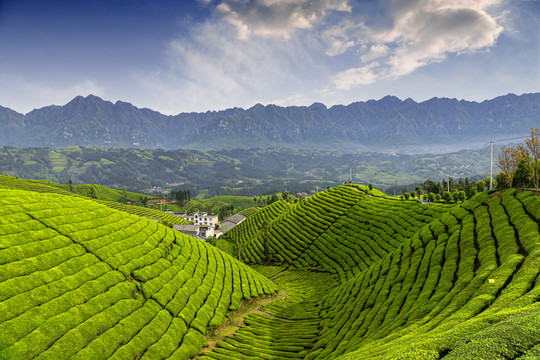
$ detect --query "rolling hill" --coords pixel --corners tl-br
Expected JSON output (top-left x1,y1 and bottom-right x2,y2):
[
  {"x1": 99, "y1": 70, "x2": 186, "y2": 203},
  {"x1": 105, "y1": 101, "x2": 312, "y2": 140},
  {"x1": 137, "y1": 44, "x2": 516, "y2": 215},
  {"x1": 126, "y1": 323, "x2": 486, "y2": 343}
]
[
  {"x1": 1, "y1": 182, "x2": 539, "y2": 359},
  {"x1": 206, "y1": 186, "x2": 540, "y2": 359},
  {"x1": 0, "y1": 188, "x2": 277, "y2": 359},
  {"x1": 0, "y1": 175, "x2": 187, "y2": 226}
]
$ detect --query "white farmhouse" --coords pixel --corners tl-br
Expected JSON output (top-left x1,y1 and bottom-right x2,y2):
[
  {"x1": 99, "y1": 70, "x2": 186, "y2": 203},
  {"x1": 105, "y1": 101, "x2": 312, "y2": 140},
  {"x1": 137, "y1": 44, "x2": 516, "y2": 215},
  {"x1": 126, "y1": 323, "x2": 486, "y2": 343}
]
[{"x1": 179, "y1": 212, "x2": 219, "y2": 227}]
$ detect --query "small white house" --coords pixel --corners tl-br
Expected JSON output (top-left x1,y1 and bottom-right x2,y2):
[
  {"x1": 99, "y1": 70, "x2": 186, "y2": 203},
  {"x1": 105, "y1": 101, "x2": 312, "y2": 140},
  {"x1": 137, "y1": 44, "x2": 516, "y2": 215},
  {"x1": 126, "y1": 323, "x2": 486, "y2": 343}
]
[
  {"x1": 173, "y1": 224, "x2": 200, "y2": 238},
  {"x1": 179, "y1": 212, "x2": 219, "y2": 227}
]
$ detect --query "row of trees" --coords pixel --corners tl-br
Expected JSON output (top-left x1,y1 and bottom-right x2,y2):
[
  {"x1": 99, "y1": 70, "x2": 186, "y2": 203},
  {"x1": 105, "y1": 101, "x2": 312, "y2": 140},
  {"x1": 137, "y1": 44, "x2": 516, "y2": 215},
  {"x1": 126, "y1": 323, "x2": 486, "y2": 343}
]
[
  {"x1": 402, "y1": 189, "x2": 467, "y2": 203},
  {"x1": 496, "y1": 128, "x2": 539, "y2": 191},
  {"x1": 403, "y1": 177, "x2": 488, "y2": 201}
]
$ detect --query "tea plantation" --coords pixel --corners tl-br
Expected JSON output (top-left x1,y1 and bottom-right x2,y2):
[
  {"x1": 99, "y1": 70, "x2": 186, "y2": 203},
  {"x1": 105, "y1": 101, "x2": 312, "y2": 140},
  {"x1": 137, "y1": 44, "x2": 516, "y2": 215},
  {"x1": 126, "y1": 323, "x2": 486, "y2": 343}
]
[
  {"x1": 212, "y1": 186, "x2": 540, "y2": 359},
  {"x1": 0, "y1": 189, "x2": 277, "y2": 359},
  {"x1": 1, "y1": 180, "x2": 539, "y2": 359},
  {"x1": 0, "y1": 175, "x2": 186, "y2": 225}
]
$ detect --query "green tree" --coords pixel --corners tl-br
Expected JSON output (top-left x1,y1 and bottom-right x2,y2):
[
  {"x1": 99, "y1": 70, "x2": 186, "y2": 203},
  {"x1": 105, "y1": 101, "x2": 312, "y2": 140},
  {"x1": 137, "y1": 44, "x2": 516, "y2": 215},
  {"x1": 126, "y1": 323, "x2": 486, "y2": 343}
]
[
  {"x1": 404, "y1": 192, "x2": 410, "y2": 200},
  {"x1": 435, "y1": 193, "x2": 441, "y2": 202},
  {"x1": 410, "y1": 191, "x2": 416, "y2": 199},
  {"x1": 514, "y1": 159, "x2": 531, "y2": 188},
  {"x1": 464, "y1": 177, "x2": 472, "y2": 198},
  {"x1": 427, "y1": 192, "x2": 436, "y2": 202},
  {"x1": 66, "y1": 179, "x2": 73, "y2": 192},
  {"x1": 415, "y1": 186, "x2": 423, "y2": 199},
  {"x1": 524, "y1": 128, "x2": 540, "y2": 191},
  {"x1": 494, "y1": 172, "x2": 509, "y2": 190},
  {"x1": 88, "y1": 186, "x2": 97, "y2": 199},
  {"x1": 368, "y1": 183, "x2": 373, "y2": 191},
  {"x1": 443, "y1": 191, "x2": 452, "y2": 203},
  {"x1": 456, "y1": 191, "x2": 466, "y2": 202},
  {"x1": 476, "y1": 180, "x2": 486, "y2": 193}
]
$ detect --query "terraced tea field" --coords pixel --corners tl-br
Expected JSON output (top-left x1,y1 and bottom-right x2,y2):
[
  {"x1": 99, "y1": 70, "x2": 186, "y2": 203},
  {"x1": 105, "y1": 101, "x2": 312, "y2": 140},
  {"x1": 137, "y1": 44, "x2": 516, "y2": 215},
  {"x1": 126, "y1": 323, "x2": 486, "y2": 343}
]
[
  {"x1": 1, "y1": 182, "x2": 539, "y2": 359},
  {"x1": 0, "y1": 175, "x2": 186, "y2": 225},
  {"x1": 0, "y1": 189, "x2": 276, "y2": 359},
  {"x1": 216, "y1": 186, "x2": 540, "y2": 359}
]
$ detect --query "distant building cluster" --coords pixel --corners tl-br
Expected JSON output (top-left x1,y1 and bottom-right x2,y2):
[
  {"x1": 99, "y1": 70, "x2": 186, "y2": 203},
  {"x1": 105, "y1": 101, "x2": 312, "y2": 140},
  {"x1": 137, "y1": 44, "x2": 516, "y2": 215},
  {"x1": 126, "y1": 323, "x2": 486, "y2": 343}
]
[{"x1": 169, "y1": 211, "x2": 246, "y2": 242}]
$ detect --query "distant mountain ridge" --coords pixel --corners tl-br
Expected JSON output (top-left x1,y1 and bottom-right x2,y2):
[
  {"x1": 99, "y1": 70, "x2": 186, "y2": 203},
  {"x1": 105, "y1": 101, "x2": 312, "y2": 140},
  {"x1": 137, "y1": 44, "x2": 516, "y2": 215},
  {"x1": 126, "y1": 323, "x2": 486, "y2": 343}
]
[{"x1": 1, "y1": 93, "x2": 538, "y2": 152}]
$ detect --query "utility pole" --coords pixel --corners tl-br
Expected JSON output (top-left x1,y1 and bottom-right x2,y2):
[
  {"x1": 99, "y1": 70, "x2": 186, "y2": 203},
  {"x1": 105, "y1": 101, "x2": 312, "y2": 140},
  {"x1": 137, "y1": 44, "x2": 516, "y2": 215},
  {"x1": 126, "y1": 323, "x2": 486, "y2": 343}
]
[
  {"x1": 349, "y1": 168, "x2": 352, "y2": 182},
  {"x1": 489, "y1": 140, "x2": 494, "y2": 190}
]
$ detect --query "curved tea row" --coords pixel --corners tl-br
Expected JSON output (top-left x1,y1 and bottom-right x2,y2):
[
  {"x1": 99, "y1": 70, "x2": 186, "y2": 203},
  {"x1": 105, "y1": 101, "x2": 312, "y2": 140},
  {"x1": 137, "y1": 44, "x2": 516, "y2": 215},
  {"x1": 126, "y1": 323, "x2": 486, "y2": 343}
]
[
  {"x1": 0, "y1": 175, "x2": 187, "y2": 225},
  {"x1": 309, "y1": 189, "x2": 540, "y2": 359},
  {"x1": 0, "y1": 189, "x2": 276, "y2": 359}
]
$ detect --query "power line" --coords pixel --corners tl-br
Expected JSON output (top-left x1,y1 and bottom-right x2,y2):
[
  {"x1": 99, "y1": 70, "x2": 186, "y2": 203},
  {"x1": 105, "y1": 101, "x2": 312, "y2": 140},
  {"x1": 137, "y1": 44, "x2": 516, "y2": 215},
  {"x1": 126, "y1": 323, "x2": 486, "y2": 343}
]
[
  {"x1": 491, "y1": 135, "x2": 529, "y2": 142},
  {"x1": 462, "y1": 144, "x2": 490, "y2": 170},
  {"x1": 463, "y1": 134, "x2": 529, "y2": 171}
]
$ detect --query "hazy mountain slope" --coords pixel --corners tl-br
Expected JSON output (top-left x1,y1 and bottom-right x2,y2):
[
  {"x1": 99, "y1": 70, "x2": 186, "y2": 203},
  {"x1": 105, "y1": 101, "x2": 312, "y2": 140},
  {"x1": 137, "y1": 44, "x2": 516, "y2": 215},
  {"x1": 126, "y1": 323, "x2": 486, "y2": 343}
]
[
  {"x1": 0, "y1": 146, "x2": 495, "y2": 194},
  {"x1": 1, "y1": 93, "x2": 538, "y2": 151}
]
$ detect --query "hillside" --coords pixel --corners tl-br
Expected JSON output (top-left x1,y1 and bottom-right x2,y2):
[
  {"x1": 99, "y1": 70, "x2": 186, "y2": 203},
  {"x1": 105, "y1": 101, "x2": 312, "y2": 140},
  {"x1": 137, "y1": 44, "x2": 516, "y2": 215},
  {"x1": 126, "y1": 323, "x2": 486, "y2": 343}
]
[
  {"x1": 0, "y1": 146, "x2": 495, "y2": 194},
  {"x1": 206, "y1": 186, "x2": 540, "y2": 359},
  {"x1": 0, "y1": 175, "x2": 186, "y2": 225},
  {"x1": 0, "y1": 189, "x2": 277, "y2": 359},
  {"x1": 0, "y1": 93, "x2": 538, "y2": 152},
  {"x1": 1, "y1": 183, "x2": 539, "y2": 359}
]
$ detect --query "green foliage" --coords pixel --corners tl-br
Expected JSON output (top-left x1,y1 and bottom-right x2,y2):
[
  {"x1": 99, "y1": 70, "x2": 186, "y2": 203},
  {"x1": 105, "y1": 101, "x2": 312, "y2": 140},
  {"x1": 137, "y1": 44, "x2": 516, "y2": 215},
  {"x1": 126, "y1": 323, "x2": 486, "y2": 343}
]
[
  {"x1": 514, "y1": 159, "x2": 532, "y2": 188},
  {"x1": 476, "y1": 179, "x2": 486, "y2": 192}
]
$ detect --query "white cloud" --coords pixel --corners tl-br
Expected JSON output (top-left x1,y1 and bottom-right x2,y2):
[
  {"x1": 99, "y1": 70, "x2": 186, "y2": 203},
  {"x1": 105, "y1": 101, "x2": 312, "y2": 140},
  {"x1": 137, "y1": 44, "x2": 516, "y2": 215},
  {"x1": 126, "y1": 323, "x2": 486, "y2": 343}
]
[
  {"x1": 332, "y1": 0, "x2": 504, "y2": 87},
  {"x1": 133, "y1": 18, "x2": 329, "y2": 114},
  {"x1": 361, "y1": 44, "x2": 389, "y2": 63},
  {"x1": 209, "y1": 0, "x2": 351, "y2": 39},
  {"x1": 135, "y1": 0, "x2": 511, "y2": 114},
  {"x1": 333, "y1": 62, "x2": 380, "y2": 89}
]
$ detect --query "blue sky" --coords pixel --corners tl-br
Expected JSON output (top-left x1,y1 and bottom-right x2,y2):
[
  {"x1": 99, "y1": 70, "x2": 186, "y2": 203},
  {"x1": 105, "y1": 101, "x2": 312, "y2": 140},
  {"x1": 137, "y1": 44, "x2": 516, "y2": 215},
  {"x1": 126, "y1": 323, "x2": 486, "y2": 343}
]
[{"x1": 0, "y1": 0, "x2": 538, "y2": 114}]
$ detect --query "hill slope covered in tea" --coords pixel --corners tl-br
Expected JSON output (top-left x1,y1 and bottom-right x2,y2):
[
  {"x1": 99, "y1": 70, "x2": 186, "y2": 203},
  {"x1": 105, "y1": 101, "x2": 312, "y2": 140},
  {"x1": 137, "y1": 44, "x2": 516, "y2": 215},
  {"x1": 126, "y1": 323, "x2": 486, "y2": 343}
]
[
  {"x1": 208, "y1": 187, "x2": 540, "y2": 359},
  {"x1": 0, "y1": 189, "x2": 276, "y2": 359},
  {"x1": 1, "y1": 182, "x2": 539, "y2": 359}
]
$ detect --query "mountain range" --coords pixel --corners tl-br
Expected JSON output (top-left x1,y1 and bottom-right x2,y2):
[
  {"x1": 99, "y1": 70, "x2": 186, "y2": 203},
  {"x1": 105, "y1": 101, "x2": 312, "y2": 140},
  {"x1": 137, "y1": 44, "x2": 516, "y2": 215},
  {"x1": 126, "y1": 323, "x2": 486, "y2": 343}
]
[{"x1": 1, "y1": 93, "x2": 538, "y2": 152}]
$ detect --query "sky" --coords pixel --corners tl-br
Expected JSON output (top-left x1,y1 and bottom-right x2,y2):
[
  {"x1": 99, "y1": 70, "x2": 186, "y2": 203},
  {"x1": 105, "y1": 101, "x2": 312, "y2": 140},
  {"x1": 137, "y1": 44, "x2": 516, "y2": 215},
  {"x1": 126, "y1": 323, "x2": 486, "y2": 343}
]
[{"x1": 0, "y1": 0, "x2": 538, "y2": 115}]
